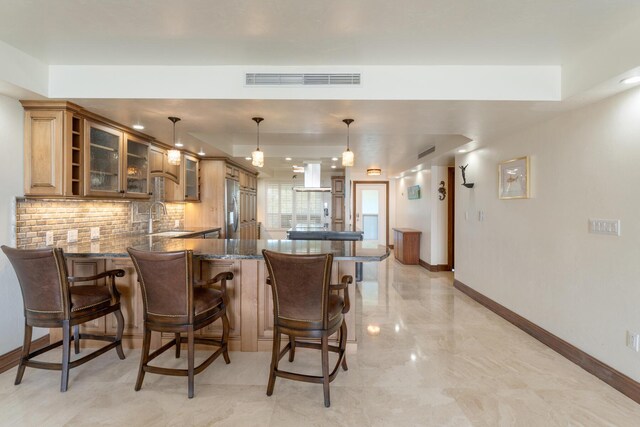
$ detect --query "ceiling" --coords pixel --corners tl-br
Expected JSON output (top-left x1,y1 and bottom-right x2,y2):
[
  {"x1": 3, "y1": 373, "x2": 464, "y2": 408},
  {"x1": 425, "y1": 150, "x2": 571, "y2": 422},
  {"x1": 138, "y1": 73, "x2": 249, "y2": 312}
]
[{"x1": 3, "y1": 1, "x2": 640, "y2": 176}]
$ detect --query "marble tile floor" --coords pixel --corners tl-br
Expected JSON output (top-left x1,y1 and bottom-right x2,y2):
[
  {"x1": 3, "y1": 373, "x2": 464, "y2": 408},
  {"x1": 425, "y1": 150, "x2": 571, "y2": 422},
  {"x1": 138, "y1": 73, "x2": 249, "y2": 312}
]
[{"x1": 1, "y1": 260, "x2": 640, "y2": 426}]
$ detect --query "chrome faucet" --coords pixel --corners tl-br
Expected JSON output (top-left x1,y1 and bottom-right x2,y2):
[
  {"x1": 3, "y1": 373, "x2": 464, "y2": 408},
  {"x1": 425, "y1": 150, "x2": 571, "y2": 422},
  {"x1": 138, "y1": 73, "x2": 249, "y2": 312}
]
[{"x1": 147, "y1": 201, "x2": 167, "y2": 234}]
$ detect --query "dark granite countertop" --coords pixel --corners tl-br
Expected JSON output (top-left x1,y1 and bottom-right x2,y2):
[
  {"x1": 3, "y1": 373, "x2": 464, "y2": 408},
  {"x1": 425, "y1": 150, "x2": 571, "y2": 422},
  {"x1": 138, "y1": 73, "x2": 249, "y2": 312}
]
[{"x1": 57, "y1": 235, "x2": 389, "y2": 262}]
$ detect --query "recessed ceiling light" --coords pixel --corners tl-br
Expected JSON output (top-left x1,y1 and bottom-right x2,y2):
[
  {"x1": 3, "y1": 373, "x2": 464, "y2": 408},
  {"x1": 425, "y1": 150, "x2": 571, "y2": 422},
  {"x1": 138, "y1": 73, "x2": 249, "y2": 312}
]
[
  {"x1": 410, "y1": 169, "x2": 417, "y2": 173},
  {"x1": 132, "y1": 124, "x2": 144, "y2": 130},
  {"x1": 331, "y1": 165, "x2": 337, "y2": 169},
  {"x1": 197, "y1": 150, "x2": 205, "y2": 156},
  {"x1": 175, "y1": 142, "x2": 184, "y2": 148},
  {"x1": 331, "y1": 157, "x2": 338, "y2": 161},
  {"x1": 621, "y1": 76, "x2": 640, "y2": 84},
  {"x1": 285, "y1": 157, "x2": 292, "y2": 161},
  {"x1": 394, "y1": 176, "x2": 400, "y2": 179},
  {"x1": 458, "y1": 149, "x2": 467, "y2": 153},
  {"x1": 245, "y1": 157, "x2": 252, "y2": 160}
]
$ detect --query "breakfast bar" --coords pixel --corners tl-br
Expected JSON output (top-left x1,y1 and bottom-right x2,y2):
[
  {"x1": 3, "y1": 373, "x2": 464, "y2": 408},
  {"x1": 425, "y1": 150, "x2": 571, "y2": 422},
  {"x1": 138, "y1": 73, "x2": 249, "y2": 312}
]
[{"x1": 56, "y1": 237, "x2": 390, "y2": 353}]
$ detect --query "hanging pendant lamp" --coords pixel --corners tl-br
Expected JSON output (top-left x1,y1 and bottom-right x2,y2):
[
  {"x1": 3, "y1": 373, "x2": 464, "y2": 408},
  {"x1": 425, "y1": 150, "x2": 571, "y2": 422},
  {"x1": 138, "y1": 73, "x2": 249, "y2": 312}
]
[
  {"x1": 167, "y1": 117, "x2": 181, "y2": 166},
  {"x1": 342, "y1": 118, "x2": 354, "y2": 167},
  {"x1": 252, "y1": 117, "x2": 264, "y2": 168}
]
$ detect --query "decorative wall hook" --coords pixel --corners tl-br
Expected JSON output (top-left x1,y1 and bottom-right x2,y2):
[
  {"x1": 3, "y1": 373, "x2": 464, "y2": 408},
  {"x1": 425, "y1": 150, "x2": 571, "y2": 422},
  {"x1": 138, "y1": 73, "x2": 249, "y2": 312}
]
[
  {"x1": 438, "y1": 181, "x2": 446, "y2": 200},
  {"x1": 459, "y1": 164, "x2": 475, "y2": 188}
]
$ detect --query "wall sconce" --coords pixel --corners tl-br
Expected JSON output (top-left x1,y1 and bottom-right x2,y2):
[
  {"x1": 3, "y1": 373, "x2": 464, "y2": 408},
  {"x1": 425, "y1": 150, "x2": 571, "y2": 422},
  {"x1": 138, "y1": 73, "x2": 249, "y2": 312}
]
[
  {"x1": 366, "y1": 168, "x2": 381, "y2": 176},
  {"x1": 459, "y1": 164, "x2": 474, "y2": 188}
]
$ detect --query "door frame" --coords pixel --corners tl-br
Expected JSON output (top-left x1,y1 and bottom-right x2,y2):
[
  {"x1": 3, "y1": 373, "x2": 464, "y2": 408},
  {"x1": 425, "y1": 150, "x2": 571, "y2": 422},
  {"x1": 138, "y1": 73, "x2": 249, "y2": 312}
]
[
  {"x1": 352, "y1": 180, "x2": 390, "y2": 247},
  {"x1": 447, "y1": 167, "x2": 455, "y2": 271}
]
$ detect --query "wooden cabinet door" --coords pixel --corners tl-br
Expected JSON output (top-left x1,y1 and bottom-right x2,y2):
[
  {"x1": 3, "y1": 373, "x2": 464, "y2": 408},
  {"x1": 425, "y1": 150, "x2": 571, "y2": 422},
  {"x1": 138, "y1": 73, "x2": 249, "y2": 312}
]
[
  {"x1": 24, "y1": 110, "x2": 65, "y2": 196},
  {"x1": 199, "y1": 260, "x2": 241, "y2": 339},
  {"x1": 164, "y1": 152, "x2": 180, "y2": 183},
  {"x1": 67, "y1": 258, "x2": 107, "y2": 334},
  {"x1": 106, "y1": 259, "x2": 144, "y2": 339},
  {"x1": 149, "y1": 146, "x2": 165, "y2": 175},
  {"x1": 332, "y1": 176, "x2": 345, "y2": 195},
  {"x1": 123, "y1": 134, "x2": 150, "y2": 198},
  {"x1": 183, "y1": 155, "x2": 199, "y2": 201},
  {"x1": 85, "y1": 121, "x2": 124, "y2": 197}
]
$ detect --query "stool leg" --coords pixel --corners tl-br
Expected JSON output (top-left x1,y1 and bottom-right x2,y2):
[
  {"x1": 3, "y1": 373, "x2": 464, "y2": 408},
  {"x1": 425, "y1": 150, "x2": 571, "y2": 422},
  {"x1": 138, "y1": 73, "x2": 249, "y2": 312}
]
[
  {"x1": 135, "y1": 328, "x2": 151, "y2": 391},
  {"x1": 321, "y1": 334, "x2": 330, "y2": 407},
  {"x1": 187, "y1": 327, "x2": 195, "y2": 398},
  {"x1": 266, "y1": 327, "x2": 281, "y2": 396},
  {"x1": 73, "y1": 325, "x2": 80, "y2": 354},
  {"x1": 288, "y1": 335, "x2": 296, "y2": 362},
  {"x1": 340, "y1": 321, "x2": 348, "y2": 371},
  {"x1": 175, "y1": 333, "x2": 181, "y2": 358},
  {"x1": 222, "y1": 312, "x2": 230, "y2": 364},
  {"x1": 114, "y1": 309, "x2": 126, "y2": 360},
  {"x1": 15, "y1": 323, "x2": 32, "y2": 385},
  {"x1": 61, "y1": 320, "x2": 71, "y2": 392}
]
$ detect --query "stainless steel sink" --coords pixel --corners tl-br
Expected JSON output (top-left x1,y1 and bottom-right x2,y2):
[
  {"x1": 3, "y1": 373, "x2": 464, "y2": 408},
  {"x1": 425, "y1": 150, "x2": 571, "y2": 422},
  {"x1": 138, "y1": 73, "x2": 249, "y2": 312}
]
[{"x1": 148, "y1": 230, "x2": 195, "y2": 237}]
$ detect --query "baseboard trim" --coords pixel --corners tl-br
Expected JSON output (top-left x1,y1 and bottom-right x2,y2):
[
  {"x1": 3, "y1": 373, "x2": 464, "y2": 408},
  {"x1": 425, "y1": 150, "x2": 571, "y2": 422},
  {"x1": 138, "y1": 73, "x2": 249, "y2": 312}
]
[
  {"x1": 453, "y1": 279, "x2": 640, "y2": 405},
  {"x1": 0, "y1": 335, "x2": 50, "y2": 374},
  {"x1": 419, "y1": 259, "x2": 450, "y2": 272}
]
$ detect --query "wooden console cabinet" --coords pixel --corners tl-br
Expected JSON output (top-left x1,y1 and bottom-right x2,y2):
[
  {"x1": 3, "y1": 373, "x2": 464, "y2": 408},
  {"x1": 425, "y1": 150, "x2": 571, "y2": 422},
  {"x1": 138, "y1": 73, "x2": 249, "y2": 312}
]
[{"x1": 392, "y1": 228, "x2": 421, "y2": 265}]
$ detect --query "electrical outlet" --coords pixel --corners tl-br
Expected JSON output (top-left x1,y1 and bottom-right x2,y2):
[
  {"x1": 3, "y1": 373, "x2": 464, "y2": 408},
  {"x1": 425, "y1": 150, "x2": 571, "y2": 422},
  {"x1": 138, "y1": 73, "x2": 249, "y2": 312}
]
[
  {"x1": 45, "y1": 231, "x2": 54, "y2": 246},
  {"x1": 626, "y1": 331, "x2": 640, "y2": 352},
  {"x1": 174, "y1": 220, "x2": 180, "y2": 228},
  {"x1": 589, "y1": 219, "x2": 620, "y2": 236},
  {"x1": 67, "y1": 229, "x2": 78, "y2": 243},
  {"x1": 90, "y1": 227, "x2": 100, "y2": 240}
]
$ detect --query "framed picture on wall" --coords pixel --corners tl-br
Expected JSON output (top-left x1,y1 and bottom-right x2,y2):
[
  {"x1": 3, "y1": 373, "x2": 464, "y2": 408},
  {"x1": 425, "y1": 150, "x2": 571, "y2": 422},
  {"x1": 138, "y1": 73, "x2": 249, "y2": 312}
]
[
  {"x1": 498, "y1": 156, "x2": 530, "y2": 199},
  {"x1": 408, "y1": 185, "x2": 421, "y2": 200}
]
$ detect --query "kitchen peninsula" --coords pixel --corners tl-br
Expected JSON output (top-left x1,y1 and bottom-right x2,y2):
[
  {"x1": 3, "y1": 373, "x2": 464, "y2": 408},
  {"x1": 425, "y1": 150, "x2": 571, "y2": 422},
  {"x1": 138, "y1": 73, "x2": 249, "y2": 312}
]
[{"x1": 58, "y1": 237, "x2": 389, "y2": 353}]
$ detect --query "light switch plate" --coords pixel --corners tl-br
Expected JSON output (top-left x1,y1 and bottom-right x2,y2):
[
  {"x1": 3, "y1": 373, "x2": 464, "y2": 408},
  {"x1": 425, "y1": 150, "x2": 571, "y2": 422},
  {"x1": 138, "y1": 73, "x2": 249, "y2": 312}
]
[
  {"x1": 67, "y1": 229, "x2": 78, "y2": 243},
  {"x1": 90, "y1": 227, "x2": 100, "y2": 240},
  {"x1": 174, "y1": 220, "x2": 180, "y2": 228},
  {"x1": 45, "y1": 231, "x2": 54, "y2": 246},
  {"x1": 589, "y1": 219, "x2": 620, "y2": 236}
]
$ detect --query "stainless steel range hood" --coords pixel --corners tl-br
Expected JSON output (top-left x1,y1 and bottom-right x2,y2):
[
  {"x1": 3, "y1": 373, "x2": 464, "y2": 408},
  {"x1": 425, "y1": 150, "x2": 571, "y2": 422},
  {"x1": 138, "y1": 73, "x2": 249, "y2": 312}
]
[{"x1": 294, "y1": 162, "x2": 331, "y2": 192}]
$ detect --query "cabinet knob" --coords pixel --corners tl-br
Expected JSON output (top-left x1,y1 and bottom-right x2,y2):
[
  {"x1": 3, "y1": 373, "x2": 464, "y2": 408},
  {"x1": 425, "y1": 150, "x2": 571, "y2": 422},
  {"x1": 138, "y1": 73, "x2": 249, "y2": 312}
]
[
  {"x1": 148, "y1": 192, "x2": 153, "y2": 196},
  {"x1": 119, "y1": 190, "x2": 125, "y2": 194}
]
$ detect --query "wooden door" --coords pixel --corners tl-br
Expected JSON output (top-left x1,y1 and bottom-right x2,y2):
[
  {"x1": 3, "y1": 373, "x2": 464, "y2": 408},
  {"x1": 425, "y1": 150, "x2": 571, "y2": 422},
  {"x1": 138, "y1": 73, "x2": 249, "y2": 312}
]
[
  {"x1": 24, "y1": 110, "x2": 65, "y2": 196},
  {"x1": 84, "y1": 121, "x2": 124, "y2": 197}
]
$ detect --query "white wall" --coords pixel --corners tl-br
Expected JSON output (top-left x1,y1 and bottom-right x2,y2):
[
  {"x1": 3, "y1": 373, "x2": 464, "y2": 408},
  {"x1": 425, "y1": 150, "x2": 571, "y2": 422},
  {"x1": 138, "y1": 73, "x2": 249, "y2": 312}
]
[
  {"x1": 395, "y1": 170, "x2": 432, "y2": 262},
  {"x1": 430, "y1": 166, "x2": 449, "y2": 265},
  {"x1": 455, "y1": 85, "x2": 640, "y2": 382},
  {"x1": 0, "y1": 95, "x2": 46, "y2": 354}
]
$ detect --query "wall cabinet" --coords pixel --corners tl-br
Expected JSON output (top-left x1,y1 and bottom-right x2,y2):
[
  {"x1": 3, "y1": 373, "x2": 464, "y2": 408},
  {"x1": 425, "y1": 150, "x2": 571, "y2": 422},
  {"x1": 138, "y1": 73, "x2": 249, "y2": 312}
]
[
  {"x1": 149, "y1": 146, "x2": 180, "y2": 183},
  {"x1": 23, "y1": 104, "x2": 83, "y2": 197},
  {"x1": 165, "y1": 153, "x2": 200, "y2": 202},
  {"x1": 84, "y1": 121, "x2": 151, "y2": 198}
]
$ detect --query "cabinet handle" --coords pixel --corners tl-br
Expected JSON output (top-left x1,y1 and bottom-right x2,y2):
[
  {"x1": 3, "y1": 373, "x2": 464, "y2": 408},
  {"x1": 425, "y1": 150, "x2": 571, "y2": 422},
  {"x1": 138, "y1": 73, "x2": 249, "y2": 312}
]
[
  {"x1": 148, "y1": 192, "x2": 153, "y2": 196},
  {"x1": 119, "y1": 190, "x2": 125, "y2": 194}
]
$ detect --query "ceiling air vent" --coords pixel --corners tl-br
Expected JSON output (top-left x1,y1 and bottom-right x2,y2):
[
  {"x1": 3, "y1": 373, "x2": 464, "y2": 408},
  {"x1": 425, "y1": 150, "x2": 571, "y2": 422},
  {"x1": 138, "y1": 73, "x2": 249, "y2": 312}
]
[
  {"x1": 418, "y1": 146, "x2": 436, "y2": 159},
  {"x1": 246, "y1": 73, "x2": 361, "y2": 86}
]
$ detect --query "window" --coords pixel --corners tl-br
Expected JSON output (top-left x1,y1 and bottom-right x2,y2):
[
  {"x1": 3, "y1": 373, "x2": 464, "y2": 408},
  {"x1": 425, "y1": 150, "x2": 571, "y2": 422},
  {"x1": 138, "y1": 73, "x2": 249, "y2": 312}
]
[{"x1": 265, "y1": 182, "x2": 327, "y2": 229}]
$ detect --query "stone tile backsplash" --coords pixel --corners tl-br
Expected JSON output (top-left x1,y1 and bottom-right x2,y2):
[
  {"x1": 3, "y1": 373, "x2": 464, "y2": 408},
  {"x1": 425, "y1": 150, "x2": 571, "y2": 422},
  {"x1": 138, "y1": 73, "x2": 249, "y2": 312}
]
[{"x1": 16, "y1": 199, "x2": 185, "y2": 249}]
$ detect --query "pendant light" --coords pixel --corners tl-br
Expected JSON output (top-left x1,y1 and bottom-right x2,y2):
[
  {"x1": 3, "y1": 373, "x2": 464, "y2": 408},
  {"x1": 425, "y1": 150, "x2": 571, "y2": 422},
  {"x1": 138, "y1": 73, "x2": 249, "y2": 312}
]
[
  {"x1": 167, "y1": 116, "x2": 181, "y2": 166},
  {"x1": 251, "y1": 117, "x2": 264, "y2": 168},
  {"x1": 342, "y1": 118, "x2": 354, "y2": 167}
]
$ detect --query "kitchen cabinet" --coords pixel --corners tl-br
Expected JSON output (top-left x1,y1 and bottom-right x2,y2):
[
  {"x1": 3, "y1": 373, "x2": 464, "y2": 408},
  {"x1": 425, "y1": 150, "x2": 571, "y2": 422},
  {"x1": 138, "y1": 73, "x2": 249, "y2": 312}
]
[
  {"x1": 165, "y1": 153, "x2": 200, "y2": 202},
  {"x1": 124, "y1": 134, "x2": 151, "y2": 198},
  {"x1": 84, "y1": 121, "x2": 152, "y2": 198},
  {"x1": 22, "y1": 102, "x2": 84, "y2": 197},
  {"x1": 149, "y1": 145, "x2": 180, "y2": 183}
]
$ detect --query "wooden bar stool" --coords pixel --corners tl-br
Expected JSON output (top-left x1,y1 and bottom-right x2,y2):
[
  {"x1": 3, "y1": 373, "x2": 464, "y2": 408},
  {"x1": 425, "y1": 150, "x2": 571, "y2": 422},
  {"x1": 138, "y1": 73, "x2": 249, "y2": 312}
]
[
  {"x1": 1, "y1": 246, "x2": 126, "y2": 392},
  {"x1": 262, "y1": 250, "x2": 352, "y2": 407},
  {"x1": 127, "y1": 248, "x2": 232, "y2": 398}
]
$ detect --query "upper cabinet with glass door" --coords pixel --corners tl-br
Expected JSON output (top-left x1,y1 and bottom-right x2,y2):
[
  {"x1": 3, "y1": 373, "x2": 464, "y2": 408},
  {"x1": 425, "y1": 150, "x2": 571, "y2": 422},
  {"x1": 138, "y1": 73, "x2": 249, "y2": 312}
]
[
  {"x1": 183, "y1": 154, "x2": 199, "y2": 201},
  {"x1": 85, "y1": 121, "x2": 123, "y2": 197},
  {"x1": 124, "y1": 134, "x2": 151, "y2": 198},
  {"x1": 85, "y1": 121, "x2": 151, "y2": 198}
]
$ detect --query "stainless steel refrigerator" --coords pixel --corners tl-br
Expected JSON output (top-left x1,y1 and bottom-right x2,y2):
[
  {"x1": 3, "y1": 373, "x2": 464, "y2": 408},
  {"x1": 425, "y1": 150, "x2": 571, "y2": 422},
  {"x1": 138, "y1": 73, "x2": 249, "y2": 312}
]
[{"x1": 225, "y1": 178, "x2": 240, "y2": 239}]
